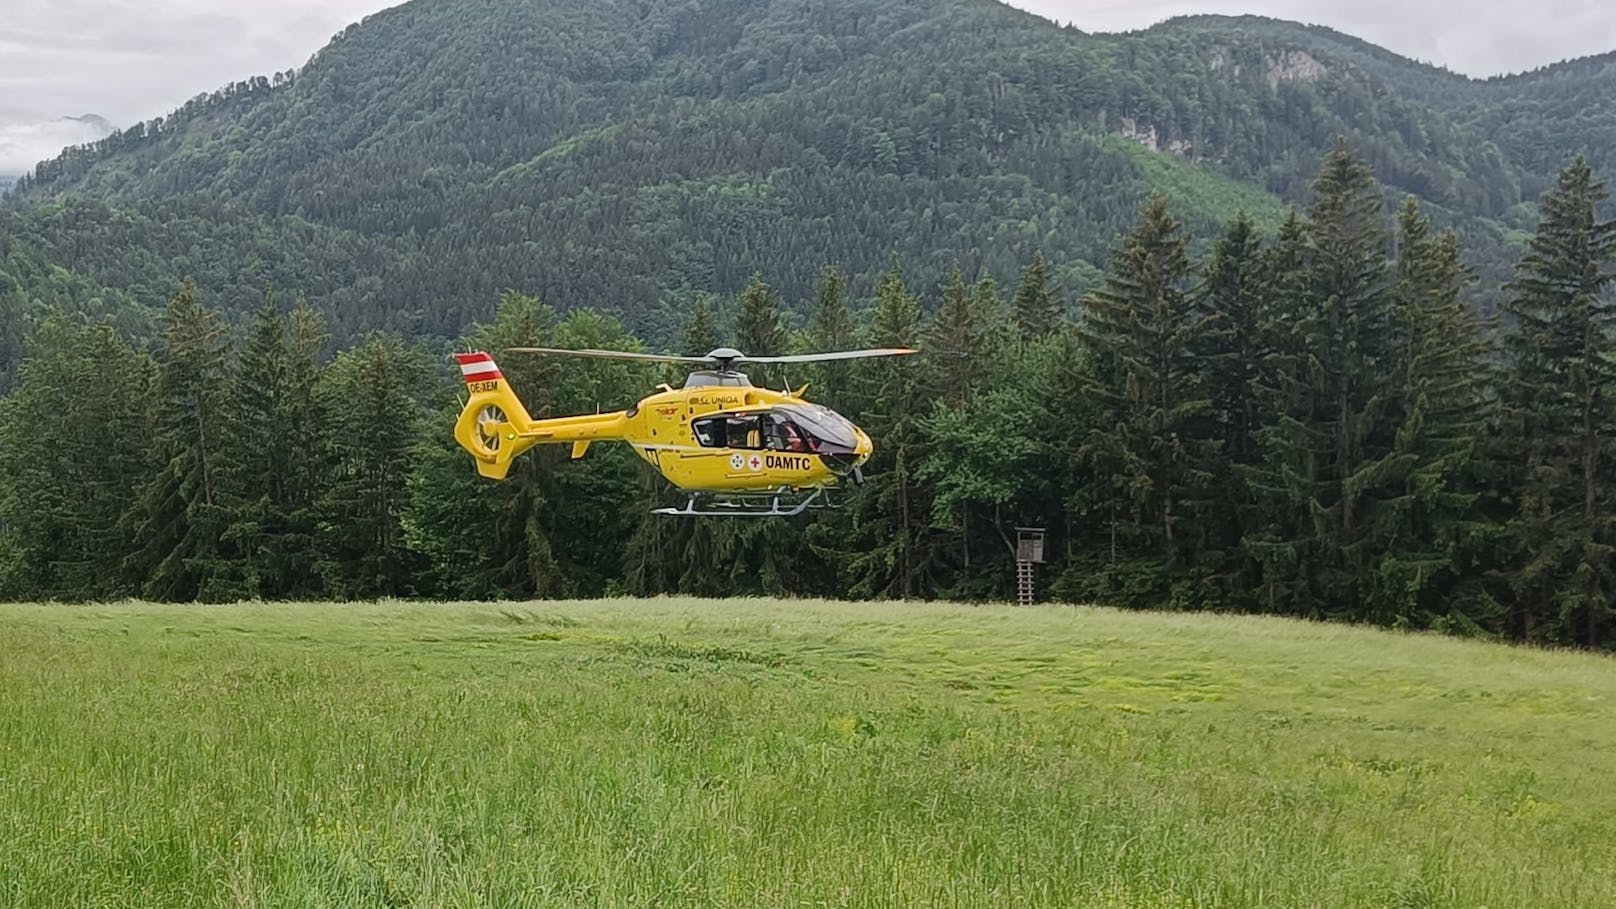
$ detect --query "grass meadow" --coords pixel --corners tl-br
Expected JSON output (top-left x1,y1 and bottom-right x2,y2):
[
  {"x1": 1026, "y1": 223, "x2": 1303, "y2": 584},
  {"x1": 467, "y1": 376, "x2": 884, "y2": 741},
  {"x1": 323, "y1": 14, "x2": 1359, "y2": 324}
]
[{"x1": 0, "y1": 598, "x2": 1612, "y2": 908}]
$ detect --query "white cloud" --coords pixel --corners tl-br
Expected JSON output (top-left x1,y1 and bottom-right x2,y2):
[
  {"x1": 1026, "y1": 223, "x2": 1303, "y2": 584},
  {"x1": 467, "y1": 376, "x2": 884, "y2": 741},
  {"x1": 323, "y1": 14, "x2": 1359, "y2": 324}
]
[
  {"x1": 0, "y1": 0, "x2": 400, "y2": 125},
  {"x1": 0, "y1": 116, "x2": 114, "y2": 177}
]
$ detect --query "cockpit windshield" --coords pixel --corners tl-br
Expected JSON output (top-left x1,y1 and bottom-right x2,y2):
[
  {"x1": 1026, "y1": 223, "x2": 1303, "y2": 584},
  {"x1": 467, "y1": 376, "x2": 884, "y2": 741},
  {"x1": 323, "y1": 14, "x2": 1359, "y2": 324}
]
[
  {"x1": 690, "y1": 404, "x2": 860, "y2": 455},
  {"x1": 772, "y1": 404, "x2": 860, "y2": 452}
]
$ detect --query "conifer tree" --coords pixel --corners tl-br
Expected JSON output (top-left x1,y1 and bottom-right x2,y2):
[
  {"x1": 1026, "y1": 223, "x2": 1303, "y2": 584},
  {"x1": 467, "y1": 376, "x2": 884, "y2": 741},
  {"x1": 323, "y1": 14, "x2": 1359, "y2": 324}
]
[
  {"x1": 223, "y1": 294, "x2": 323, "y2": 598},
  {"x1": 0, "y1": 272, "x2": 27, "y2": 393},
  {"x1": 1011, "y1": 251, "x2": 1063, "y2": 338},
  {"x1": 1196, "y1": 212, "x2": 1266, "y2": 469},
  {"x1": 124, "y1": 280, "x2": 237, "y2": 601},
  {"x1": 1247, "y1": 142, "x2": 1402, "y2": 619},
  {"x1": 808, "y1": 265, "x2": 857, "y2": 352},
  {"x1": 1245, "y1": 211, "x2": 1313, "y2": 612},
  {"x1": 1494, "y1": 156, "x2": 1616, "y2": 645},
  {"x1": 923, "y1": 264, "x2": 996, "y2": 405},
  {"x1": 1071, "y1": 194, "x2": 1214, "y2": 605},
  {"x1": 1189, "y1": 212, "x2": 1269, "y2": 600},
  {"x1": 281, "y1": 299, "x2": 331, "y2": 593},
  {"x1": 804, "y1": 265, "x2": 857, "y2": 406},
  {"x1": 681, "y1": 292, "x2": 720, "y2": 354},
  {"x1": 915, "y1": 265, "x2": 993, "y2": 584},
  {"x1": 317, "y1": 334, "x2": 424, "y2": 598},
  {"x1": 834, "y1": 265, "x2": 931, "y2": 598},
  {"x1": 918, "y1": 297, "x2": 1054, "y2": 597},
  {"x1": 538, "y1": 309, "x2": 658, "y2": 594},
  {"x1": 1373, "y1": 198, "x2": 1494, "y2": 627},
  {"x1": 734, "y1": 273, "x2": 788, "y2": 387},
  {"x1": 627, "y1": 297, "x2": 719, "y2": 595},
  {"x1": 0, "y1": 318, "x2": 153, "y2": 599}
]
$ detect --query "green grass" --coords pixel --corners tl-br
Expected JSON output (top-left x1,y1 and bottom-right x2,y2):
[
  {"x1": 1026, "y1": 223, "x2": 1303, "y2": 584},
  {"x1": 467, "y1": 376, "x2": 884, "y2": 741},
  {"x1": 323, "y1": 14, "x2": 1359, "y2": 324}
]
[
  {"x1": 1, "y1": 599, "x2": 1612, "y2": 907},
  {"x1": 1102, "y1": 134, "x2": 1293, "y2": 229}
]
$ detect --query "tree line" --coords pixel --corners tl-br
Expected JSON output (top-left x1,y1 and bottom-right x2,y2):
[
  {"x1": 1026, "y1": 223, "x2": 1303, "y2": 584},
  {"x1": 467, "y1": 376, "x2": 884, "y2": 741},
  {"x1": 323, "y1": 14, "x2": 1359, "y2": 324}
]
[{"x1": 2, "y1": 143, "x2": 1612, "y2": 647}]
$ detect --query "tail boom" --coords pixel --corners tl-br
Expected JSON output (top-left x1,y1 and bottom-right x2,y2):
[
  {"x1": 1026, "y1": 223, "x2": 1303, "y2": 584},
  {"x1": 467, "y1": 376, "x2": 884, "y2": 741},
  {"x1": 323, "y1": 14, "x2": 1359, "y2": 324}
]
[{"x1": 452, "y1": 352, "x2": 627, "y2": 480}]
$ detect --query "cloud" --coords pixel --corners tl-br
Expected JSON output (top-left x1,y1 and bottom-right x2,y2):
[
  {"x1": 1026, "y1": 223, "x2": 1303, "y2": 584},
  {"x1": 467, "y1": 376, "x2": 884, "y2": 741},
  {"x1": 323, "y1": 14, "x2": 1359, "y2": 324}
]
[
  {"x1": 0, "y1": 115, "x2": 114, "y2": 177},
  {"x1": 0, "y1": 0, "x2": 399, "y2": 125}
]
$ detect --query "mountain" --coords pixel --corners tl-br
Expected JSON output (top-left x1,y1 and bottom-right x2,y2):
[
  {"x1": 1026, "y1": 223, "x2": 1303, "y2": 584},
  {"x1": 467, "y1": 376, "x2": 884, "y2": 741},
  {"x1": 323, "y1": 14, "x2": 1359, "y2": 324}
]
[{"x1": 5, "y1": 0, "x2": 1615, "y2": 344}]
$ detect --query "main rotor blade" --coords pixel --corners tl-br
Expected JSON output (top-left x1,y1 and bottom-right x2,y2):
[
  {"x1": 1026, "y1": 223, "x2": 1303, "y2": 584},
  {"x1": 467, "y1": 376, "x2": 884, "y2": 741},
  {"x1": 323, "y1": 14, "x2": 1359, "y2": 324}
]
[
  {"x1": 506, "y1": 347, "x2": 713, "y2": 365},
  {"x1": 736, "y1": 348, "x2": 918, "y2": 365}
]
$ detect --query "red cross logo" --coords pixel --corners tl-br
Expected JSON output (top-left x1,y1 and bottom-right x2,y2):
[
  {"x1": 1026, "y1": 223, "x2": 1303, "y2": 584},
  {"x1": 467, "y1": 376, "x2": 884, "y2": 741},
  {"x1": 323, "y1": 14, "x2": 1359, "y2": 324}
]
[{"x1": 748, "y1": 454, "x2": 762, "y2": 471}]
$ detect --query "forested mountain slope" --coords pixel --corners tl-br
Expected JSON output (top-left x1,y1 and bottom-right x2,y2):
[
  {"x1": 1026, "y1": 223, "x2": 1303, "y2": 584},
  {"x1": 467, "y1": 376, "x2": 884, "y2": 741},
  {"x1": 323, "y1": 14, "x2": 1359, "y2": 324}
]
[{"x1": 5, "y1": 0, "x2": 1614, "y2": 342}]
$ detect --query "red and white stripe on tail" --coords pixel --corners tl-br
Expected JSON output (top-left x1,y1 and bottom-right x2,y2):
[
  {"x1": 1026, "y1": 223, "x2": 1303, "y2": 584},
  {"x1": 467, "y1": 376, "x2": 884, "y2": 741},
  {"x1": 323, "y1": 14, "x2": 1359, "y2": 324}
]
[{"x1": 455, "y1": 352, "x2": 503, "y2": 385}]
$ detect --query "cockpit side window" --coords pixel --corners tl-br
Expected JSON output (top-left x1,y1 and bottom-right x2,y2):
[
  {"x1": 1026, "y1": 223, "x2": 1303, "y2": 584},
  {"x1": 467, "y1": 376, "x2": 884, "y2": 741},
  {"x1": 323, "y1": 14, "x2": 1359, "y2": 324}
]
[
  {"x1": 691, "y1": 417, "x2": 727, "y2": 448},
  {"x1": 694, "y1": 414, "x2": 767, "y2": 449},
  {"x1": 727, "y1": 416, "x2": 762, "y2": 450}
]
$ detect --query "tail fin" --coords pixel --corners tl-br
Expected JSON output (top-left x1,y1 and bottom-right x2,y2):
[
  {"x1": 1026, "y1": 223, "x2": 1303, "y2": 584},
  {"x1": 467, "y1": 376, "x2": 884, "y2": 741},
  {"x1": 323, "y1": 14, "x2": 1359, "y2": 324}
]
[{"x1": 452, "y1": 352, "x2": 537, "y2": 480}]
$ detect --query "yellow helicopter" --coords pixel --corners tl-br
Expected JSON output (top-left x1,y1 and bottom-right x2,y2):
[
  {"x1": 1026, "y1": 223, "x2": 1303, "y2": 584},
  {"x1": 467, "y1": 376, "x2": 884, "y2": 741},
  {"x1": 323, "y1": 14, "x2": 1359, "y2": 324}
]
[{"x1": 452, "y1": 346, "x2": 915, "y2": 516}]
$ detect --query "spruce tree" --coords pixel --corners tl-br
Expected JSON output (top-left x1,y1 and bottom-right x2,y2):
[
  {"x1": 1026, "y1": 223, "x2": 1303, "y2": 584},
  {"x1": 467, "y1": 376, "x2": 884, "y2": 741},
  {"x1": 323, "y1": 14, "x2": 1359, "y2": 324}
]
[
  {"x1": 1245, "y1": 212, "x2": 1314, "y2": 612},
  {"x1": 1190, "y1": 211, "x2": 1268, "y2": 600},
  {"x1": 1196, "y1": 212, "x2": 1266, "y2": 469},
  {"x1": 1071, "y1": 194, "x2": 1214, "y2": 606},
  {"x1": 1011, "y1": 251, "x2": 1063, "y2": 338},
  {"x1": 835, "y1": 265, "x2": 931, "y2": 598},
  {"x1": 1494, "y1": 156, "x2": 1616, "y2": 645},
  {"x1": 922, "y1": 264, "x2": 997, "y2": 405},
  {"x1": 538, "y1": 309, "x2": 659, "y2": 594},
  {"x1": 807, "y1": 265, "x2": 857, "y2": 352},
  {"x1": 1247, "y1": 142, "x2": 1403, "y2": 620},
  {"x1": 317, "y1": 334, "x2": 425, "y2": 598},
  {"x1": 804, "y1": 265, "x2": 858, "y2": 406},
  {"x1": 917, "y1": 283, "x2": 1053, "y2": 597},
  {"x1": 281, "y1": 299, "x2": 331, "y2": 596},
  {"x1": 1373, "y1": 198, "x2": 1494, "y2": 628},
  {"x1": 628, "y1": 297, "x2": 717, "y2": 594},
  {"x1": 124, "y1": 280, "x2": 237, "y2": 601},
  {"x1": 0, "y1": 318, "x2": 154, "y2": 599},
  {"x1": 223, "y1": 296, "x2": 292, "y2": 597},
  {"x1": 734, "y1": 273, "x2": 788, "y2": 387},
  {"x1": 681, "y1": 292, "x2": 720, "y2": 354},
  {"x1": 915, "y1": 265, "x2": 997, "y2": 585},
  {"x1": 0, "y1": 272, "x2": 27, "y2": 393}
]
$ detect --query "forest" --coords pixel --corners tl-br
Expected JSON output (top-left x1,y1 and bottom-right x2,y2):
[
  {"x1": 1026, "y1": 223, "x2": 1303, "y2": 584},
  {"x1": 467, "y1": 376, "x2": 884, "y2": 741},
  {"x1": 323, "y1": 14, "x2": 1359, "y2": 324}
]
[
  {"x1": 3, "y1": 143, "x2": 1613, "y2": 649},
  {"x1": 6, "y1": 0, "x2": 1616, "y2": 358}
]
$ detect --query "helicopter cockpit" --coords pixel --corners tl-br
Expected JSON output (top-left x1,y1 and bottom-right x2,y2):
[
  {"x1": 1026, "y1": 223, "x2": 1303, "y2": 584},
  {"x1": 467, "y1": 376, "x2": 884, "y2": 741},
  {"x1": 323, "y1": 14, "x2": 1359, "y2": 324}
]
[{"x1": 691, "y1": 404, "x2": 861, "y2": 457}]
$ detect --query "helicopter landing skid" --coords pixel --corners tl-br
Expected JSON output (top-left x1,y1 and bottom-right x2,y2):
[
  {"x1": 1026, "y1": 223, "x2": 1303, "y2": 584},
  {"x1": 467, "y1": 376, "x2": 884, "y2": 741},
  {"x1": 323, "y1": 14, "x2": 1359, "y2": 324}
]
[{"x1": 653, "y1": 487, "x2": 836, "y2": 518}]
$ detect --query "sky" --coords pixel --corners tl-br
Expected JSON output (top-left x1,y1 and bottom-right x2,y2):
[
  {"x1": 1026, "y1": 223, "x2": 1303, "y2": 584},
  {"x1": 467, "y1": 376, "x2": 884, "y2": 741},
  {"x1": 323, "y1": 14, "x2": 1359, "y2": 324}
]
[{"x1": 2, "y1": 0, "x2": 1614, "y2": 175}]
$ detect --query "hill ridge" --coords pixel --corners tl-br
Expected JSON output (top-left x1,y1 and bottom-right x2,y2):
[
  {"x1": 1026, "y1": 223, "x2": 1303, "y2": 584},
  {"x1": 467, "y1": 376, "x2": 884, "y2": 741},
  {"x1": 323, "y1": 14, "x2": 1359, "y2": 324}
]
[{"x1": 3, "y1": 0, "x2": 1614, "y2": 343}]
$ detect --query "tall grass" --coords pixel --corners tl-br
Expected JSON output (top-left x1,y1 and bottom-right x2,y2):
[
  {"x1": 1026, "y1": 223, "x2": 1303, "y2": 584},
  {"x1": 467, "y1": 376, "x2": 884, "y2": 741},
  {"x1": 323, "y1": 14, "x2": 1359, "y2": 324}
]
[{"x1": 1, "y1": 599, "x2": 1611, "y2": 907}]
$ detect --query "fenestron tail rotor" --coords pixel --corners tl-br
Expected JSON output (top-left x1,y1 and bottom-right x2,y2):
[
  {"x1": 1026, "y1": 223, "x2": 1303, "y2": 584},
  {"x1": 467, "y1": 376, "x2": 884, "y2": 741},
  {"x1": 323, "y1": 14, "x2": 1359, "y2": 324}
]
[
  {"x1": 475, "y1": 404, "x2": 508, "y2": 455},
  {"x1": 507, "y1": 345, "x2": 917, "y2": 372}
]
